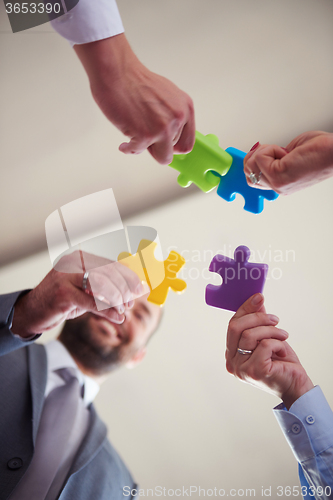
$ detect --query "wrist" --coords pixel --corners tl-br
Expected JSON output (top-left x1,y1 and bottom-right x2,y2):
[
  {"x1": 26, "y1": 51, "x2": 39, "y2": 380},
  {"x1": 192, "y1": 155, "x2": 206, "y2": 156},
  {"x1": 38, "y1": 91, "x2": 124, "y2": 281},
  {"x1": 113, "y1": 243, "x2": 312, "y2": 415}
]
[
  {"x1": 11, "y1": 291, "x2": 41, "y2": 339},
  {"x1": 282, "y1": 376, "x2": 314, "y2": 410},
  {"x1": 74, "y1": 33, "x2": 140, "y2": 95}
]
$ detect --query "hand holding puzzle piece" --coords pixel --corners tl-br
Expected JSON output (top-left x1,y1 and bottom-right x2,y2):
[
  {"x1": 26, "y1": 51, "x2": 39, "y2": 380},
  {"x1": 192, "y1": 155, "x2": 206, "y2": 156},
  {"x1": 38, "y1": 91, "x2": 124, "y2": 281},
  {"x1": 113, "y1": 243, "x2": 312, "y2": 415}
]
[{"x1": 169, "y1": 132, "x2": 279, "y2": 214}]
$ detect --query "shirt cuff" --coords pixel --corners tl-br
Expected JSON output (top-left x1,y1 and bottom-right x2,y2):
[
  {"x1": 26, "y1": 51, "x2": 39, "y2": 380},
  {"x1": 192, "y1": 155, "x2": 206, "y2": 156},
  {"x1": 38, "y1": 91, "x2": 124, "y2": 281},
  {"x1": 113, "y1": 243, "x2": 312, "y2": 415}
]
[
  {"x1": 273, "y1": 387, "x2": 333, "y2": 463},
  {"x1": 50, "y1": 0, "x2": 124, "y2": 46}
]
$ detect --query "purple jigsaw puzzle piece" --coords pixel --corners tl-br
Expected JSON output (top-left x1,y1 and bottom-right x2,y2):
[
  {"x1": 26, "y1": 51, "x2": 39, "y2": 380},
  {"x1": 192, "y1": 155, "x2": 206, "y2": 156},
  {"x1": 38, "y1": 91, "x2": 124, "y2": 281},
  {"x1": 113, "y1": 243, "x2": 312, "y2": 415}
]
[
  {"x1": 205, "y1": 245, "x2": 268, "y2": 312},
  {"x1": 216, "y1": 148, "x2": 279, "y2": 214}
]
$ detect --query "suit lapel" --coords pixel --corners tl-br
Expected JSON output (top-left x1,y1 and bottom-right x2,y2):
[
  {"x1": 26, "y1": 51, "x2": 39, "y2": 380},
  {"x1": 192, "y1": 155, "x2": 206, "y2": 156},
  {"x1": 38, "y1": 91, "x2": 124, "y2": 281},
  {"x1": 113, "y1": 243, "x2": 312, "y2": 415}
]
[
  {"x1": 69, "y1": 404, "x2": 107, "y2": 475},
  {"x1": 27, "y1": 343, "x2": 47, "y2": 445}
]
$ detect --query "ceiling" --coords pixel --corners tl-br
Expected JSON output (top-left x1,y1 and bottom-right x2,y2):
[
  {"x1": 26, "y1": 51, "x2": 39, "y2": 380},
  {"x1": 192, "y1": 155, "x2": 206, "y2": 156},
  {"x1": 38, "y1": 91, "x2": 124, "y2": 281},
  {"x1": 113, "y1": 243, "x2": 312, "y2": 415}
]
[{"x1": 1, "y1": 0, "x2": 333, "y2": 267}]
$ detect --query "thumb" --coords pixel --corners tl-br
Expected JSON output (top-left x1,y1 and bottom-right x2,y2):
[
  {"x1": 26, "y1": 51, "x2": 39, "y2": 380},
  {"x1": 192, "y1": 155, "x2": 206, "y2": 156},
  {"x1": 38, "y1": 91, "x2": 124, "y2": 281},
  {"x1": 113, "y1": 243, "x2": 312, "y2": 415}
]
[
  {"x1": 119, "y1": 137, "x2": 149, "y2": 155},
  {"x1": 233, "y1": 293, "x2": 266, "y2": 319}
]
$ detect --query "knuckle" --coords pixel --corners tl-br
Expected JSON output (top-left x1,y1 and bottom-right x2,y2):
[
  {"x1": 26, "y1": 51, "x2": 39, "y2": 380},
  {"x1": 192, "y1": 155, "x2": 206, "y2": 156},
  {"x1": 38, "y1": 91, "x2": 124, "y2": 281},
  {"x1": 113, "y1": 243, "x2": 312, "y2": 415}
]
[
  {"x1": 174, "y1": 109, "x2": 186, "y2": 124},
  {"x1": 109, "y1": 291, "x2": 123, "y2": 309},
  {"x1": 255, "y1": 312, "x2": 264, "y2": 322},
  {"x1": 316, "y1": 134, "x2": 333, "y2": 153},
  {"x1": 90, "y1": 273, "x2": 106, "y2": 297},
  {"x1": 54, "y1": 283, "x2": 72, "y2": 309},
  {"x1": 131, "y1": 276, "x2": 142, "y2": 292},
  {"x1": 56, "y1": 250, "x2": 83, "y2": 273},
  {"x1": 55, "y1": 254, "x2": 72, "y2": 272},
  {"x1": 241, "y1": 329, "x2": 252, "y2": 341},
  {"x1": 245, "y1": 154, "x2": 256, "y2": 170},
  {"x1": 184, "y1": 95, "x2": 194, "y2": 116},
  {"x1": 155, "y1": 117, "x2": 170, "y2": 134},
  {"x1": 91, "y1": 271, "x2": 103, "y2": 289},
  {"x1": 115, "y1": 294, "x2": 124, "y2": 307},
  {"x1": 227, "y1": 321, "x2": 237, "y2": 337},
  {"x1": 270, "y1": 160, "x2": 289, "y2": 190},
  {"x1": 260, "y1": 338, "x2": 271, "y2": 349}
]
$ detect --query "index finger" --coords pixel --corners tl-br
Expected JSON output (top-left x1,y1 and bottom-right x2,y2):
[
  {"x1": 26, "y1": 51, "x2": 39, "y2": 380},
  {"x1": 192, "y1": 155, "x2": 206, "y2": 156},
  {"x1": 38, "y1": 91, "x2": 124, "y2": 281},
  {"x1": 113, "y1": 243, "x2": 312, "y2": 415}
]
[
  {"x1": 226, "y1": 295, "x2": 266, "y2": 357},
  {"x1": 173, "y1": 110, "x2": 196, "y2": 154},
  {"x1": 148, "y1": 135, "x2": 174, "y2": 165}
]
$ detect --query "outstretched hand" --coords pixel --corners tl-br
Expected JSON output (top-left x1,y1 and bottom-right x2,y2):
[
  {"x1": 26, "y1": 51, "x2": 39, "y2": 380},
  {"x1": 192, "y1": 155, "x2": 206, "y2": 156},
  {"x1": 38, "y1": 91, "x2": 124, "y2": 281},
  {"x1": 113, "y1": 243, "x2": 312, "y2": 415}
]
[
  {"x1": 243, "y1": 131, "x2": 333, "y2": 195},
  {"x1": 225, "y1": 294, "x2": 314, "y2": 409},
  {"x1": 74, "y1": 34, "x2": 195, "y2": 165},
  {"x1": 12, "y1": 251, "x2": 145, "y2": 338}
]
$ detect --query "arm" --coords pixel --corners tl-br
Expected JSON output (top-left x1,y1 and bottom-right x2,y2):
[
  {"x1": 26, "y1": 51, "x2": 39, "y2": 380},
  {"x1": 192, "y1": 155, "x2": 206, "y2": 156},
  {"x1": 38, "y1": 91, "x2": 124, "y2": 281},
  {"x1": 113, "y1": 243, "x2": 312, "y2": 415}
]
[
  {"x1": 7, "y1": 250, "x2": 144, "y2": 341},
  {"x1": 274, "y1": 387, "x2": 333, "y2": 498},
  {"x1": 225, "y1": 294, "x2": 333, "y2": 498},
  {"x1": 243, "y1": 131, "x2": 333, "y2": 195},
  {"x1": 51, "y1": 1, "x2": 195, "y2": 164}
]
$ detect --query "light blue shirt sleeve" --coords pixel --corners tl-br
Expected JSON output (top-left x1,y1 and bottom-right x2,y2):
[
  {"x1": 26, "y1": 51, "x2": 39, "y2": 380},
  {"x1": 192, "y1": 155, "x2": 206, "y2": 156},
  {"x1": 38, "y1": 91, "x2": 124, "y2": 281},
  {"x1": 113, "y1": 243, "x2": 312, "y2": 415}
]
[
  {"x1": 51, "y1": 0, "x2": 124, "y2": 46},
  {"x1": 273, "y1": 386, "x2": 333, "y2": 499}
]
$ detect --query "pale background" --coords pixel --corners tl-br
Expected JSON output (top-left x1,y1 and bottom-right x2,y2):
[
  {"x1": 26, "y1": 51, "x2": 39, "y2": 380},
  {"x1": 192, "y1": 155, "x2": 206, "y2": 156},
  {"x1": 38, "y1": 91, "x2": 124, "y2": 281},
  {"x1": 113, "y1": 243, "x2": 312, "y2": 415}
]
[{"x1": 1, "y1": 0, "x2": 333, "y2": 497}]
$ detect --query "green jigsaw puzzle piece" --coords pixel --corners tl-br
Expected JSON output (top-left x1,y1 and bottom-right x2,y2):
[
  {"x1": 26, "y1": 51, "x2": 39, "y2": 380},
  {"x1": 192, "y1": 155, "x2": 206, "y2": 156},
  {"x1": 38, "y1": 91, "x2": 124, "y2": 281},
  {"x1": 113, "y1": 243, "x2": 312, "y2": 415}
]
[{"x1": 169, "y1": 131, "x2": 233, "y2": 193}]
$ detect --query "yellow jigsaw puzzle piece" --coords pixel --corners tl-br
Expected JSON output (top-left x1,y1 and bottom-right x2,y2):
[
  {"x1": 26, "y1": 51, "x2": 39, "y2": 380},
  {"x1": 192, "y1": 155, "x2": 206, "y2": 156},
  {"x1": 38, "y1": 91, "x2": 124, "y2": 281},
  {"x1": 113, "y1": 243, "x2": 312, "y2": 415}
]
[
  {"x1": 136, "y1": 239, "x2": 165, "y2": 290},
  {"x1": 117, "y1": 239, "x2": 186, "y2": 307},
  {"x1": 147, "y1": 250, "x2": 187, "y2": 307},
  {"x1": 117, "y1": 251, "x2": 147, "y2": 284}
]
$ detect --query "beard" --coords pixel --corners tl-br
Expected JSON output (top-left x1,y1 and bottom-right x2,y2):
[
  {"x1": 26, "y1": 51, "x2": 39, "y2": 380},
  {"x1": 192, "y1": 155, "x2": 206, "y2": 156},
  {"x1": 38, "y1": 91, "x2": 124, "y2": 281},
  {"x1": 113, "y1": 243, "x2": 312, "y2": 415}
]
[{"x1": 59, "y1": 314, "x2": 128, "y2": 376}]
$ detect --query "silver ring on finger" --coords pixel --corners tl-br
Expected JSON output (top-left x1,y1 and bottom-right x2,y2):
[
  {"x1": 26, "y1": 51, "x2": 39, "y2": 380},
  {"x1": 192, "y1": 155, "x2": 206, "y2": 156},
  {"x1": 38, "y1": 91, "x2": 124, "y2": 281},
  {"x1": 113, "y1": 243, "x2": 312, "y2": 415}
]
[
  {"x1": 82, "y1": 271, "x2": 89, "y2": 293},
  {"x1": 237, "y1": 348, "x2": 254, "y2": 355},
  {"x1": 249, "y1": 171, "x2": 262, "y2": 185}
]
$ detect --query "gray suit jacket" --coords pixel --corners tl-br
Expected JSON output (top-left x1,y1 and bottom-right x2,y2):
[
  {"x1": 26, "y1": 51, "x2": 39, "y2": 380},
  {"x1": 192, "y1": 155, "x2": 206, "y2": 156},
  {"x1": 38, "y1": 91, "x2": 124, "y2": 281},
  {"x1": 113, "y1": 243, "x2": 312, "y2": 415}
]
[{"x1": 0, "y1": 292, "x2": 137, "y2": 500}]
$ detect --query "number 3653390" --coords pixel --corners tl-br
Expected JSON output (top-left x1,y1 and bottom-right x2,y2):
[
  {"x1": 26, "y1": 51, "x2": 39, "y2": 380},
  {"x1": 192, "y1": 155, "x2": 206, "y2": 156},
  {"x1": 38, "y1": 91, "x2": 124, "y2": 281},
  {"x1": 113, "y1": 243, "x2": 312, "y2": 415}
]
[{"x1": 5, "y1": 3, "x2": 61, "y2": 14}]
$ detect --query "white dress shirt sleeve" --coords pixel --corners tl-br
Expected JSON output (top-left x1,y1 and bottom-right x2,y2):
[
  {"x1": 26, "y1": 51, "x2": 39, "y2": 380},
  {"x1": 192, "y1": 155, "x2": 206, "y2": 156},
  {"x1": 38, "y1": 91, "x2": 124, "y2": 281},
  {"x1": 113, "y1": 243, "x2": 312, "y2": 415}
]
[
  {"x1": 273, "y1": 386, "x2": 333, "y2": 498},
  {"x1": 50, "y1": 0, "x2": 124, "y2": 46}
]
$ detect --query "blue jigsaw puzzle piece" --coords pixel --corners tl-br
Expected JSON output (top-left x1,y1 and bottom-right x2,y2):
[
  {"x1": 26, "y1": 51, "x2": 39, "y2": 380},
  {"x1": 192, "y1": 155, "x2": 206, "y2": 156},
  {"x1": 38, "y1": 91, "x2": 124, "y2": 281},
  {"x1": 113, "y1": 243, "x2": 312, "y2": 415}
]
[{"x1": 216, "y1": 148, "x2": 279, "y2": 214}]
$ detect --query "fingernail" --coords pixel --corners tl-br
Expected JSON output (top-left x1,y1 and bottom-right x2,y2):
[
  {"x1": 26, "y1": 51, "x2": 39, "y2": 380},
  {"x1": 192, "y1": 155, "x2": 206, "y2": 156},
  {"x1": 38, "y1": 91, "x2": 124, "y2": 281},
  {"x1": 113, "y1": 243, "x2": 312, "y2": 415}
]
[
  {"x1": 282, "y1": 147, "x2": 289, "y2": 153},
  {"x1": 117, "y1": 304, "x2": 125, "y2": 314},
  {"x1": 95, "y1": 294, "x2": 111, "y2": 306},
  {"x1": 281, "y1": 330, "x2": 289, "y2": 337},
  {"x1": 252, "y1": 293, "x2": 263, "y2": 305},
  {"x1": 136, "y1": 283, "x2": 144, "y2": 295},
  {"x1": 127, "y1": 300, "x2": 134, "y2": 309},
  {"x1": 250, "y1": 142, "x2": 260, "y2": 152},
  {"x1": 268, "y1": 314, "x2": 279, "y2": 324},
  {"x1": 115, "y1": 314, "x2": 126, "y2": 325}
]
